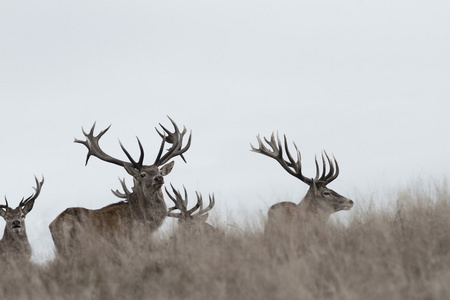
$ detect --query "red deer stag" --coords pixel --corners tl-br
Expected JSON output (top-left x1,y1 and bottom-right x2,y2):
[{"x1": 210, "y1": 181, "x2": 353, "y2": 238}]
[
  {"x1": 251, "y1": 133, "x2": 353, "y2": 235},
  {"x1": 49, "y1": 117, "x2": 191, "y2": 256},
  {"x1": 165, "y1": 184, "x2": 216, "y2": 236},
  {"x1": 0, "y1": 176, "x2": 44, "y2": 260}
]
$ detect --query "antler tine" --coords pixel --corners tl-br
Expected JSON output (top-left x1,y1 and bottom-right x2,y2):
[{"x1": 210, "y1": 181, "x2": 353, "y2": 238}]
[
  {"x1": 324, "y1": 152, "x2": 331, "y2": 179},
  {"x1": 186, "y1": 191, "x2": 202, "y2": 215},
  {"x1": 111, "y1": 178, "x2": 132, "y2": 199},
  {"x1": 322, "y1": 152, "x2": 339, "y2": 184},
  {"x1": 264, "y1": 133, "x2": 280, "y2": 156},
  {"x1": 251, "y1": 133, "x2": 281, "y2": 160},
  {"x1": 165, "y1": 184, "x2": 178, "y2": 204},
  {"x1": 119, "y1": 137, "x2": 145, "y2": 171},
  {"x1": 154, "y1": 130, "x2": 167, "y2": 165},
  {"x1": 157, "y1": 116, "x2": 186, "y2": 143},
  {"x1": 20, "y1": 176, "x2": 44, "y2": 207},
  {"x1": 283, "y1": 136, "x2": 298, "y2": 170},
  {"x1": 284, "y1": 136, "x2": 314, "y2": 185},
  {"x1": 75, "y1": 123, "x2": 111, "y2": 166},
  {"x1": 175, "y1": 185, "x2": 189, "y2": 210},
  {"x1": 252, "y1": 132, "x2": 314, "y2": 185},
  {"x1": 0, "y1": 196, "x2": 9, "y2": 210},
  {"x1": 315, "y1": 153, "x2": 325, "y2": 181},
  {"x1": 166, "y1": 184, "x2": 189, "y2": 215},
  {"x1": 250, "y1": 134, "x2": 266, "y2": 154},
  {"x1": 154, "y1": 116, "x2": 191, "y2": 166},
  {"x1": 165, "y1": 185, "x2": 181, "y2": 217},
  {"x1": 193, "y1": 192, "x2": 215, "y2": 217},
  {"x1": 176, "y1": 130, "x2": 191, "y2": 164},
  {"x1": 75, "y1": 122, "x2": 140, "y2": 170},
  {"x1": 166, "y1": 185, "x2": 208, "y2": 220}
]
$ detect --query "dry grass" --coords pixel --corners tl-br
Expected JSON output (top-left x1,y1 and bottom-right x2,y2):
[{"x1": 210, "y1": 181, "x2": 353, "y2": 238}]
[{"x1": 1, "y1": 182, "x2": 450, "y2": 300}]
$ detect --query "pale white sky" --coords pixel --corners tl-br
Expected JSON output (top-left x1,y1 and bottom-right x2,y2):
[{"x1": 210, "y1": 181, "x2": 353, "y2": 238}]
[{"x1": 1, "y1": 1, "x2": 449, "y2": 261}]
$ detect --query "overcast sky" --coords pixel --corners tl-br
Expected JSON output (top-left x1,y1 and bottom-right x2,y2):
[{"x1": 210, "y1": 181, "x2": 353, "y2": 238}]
[{"x1": 1, "y1": 1, "x2": 449, "y2": 261}]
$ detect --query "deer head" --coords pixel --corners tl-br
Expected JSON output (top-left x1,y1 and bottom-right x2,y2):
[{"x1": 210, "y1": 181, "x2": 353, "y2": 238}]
[
  {"x1": 75, "y1": 116, "x2": 191, "y2": 197},
  {"x1": 0, "y1": 176, "x2": 44, "y2": 236},
  {"x1": 0, "y1": 176, "x2": 44, "y2": 260},
  {"x1": 166, "y1": 184, "x2": 216, "y2": 230},
  {"x1": 251, "y1": 133, "x2": 353, "y2": 217}
]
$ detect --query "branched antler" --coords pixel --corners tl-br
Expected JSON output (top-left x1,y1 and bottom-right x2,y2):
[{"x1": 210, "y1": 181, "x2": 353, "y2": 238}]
[
  {"x1": 75, "y1": 123, "x2": 144, "y2": 171},
  {"x1": 166, "y1": 184, "x2": 215, "y2": 221},
  {"x1": 19, "y1": 176, "x2": 45, "y2": 208},
  {"x1": 154, "y1": 116, "x2": 192, "y2": 166},
  {"x1": 251, "y1": 132, "x2": 339, "y2": 185},
  {"x1": 75, "y1": 116, "x2": 191, "y2": 171},
  {"x1": 111, "y1": 178, "x2": 133, "y2": 199}
]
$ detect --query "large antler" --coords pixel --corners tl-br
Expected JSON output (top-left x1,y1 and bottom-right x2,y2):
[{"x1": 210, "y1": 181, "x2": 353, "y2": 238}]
[
  {"x1": 0, "y1": 197, "x2": 10, "y2": 215},
  {"x1": 19, "y1": 176, "x2": 45, "y2": 208},
  {"x1": 250, "y1": 132, "x2": 339, "y2": 185},
  {"x1": 76, "y1": 117, "x2": 191, "y2": 171},
  {"x1": 165, "y1": 184, "x2": 215, "y2": 221},
  {"x1": 75, "y1": 123, "x2": 144, "y2": 171},
  {"x1": 154, "y1": 116, "x2": 192, "y2": 166}
]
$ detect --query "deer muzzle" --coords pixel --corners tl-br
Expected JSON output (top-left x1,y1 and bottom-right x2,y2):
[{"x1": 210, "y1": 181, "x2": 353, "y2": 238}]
[
  {"x1": 12, "y1": 220, "x2": 22, "y2": 229},
  {"x1": 342, "y1": 199, "x2": 354, "y2": 210},
  {"x1": 154, "y1": 175, "x2": 164, "y2": 185}
]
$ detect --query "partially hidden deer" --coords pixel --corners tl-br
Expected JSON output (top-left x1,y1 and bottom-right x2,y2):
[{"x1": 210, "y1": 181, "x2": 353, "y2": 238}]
[
  {"x1": 49, "y1": 117, "x2": 191, "y2": 256},
  {"x1": 0, "y1": 176, "x2": 44, "y2": 260},
  {"x1": 165, "y1": 184, "x2": 216, "y2": 236},
  {"x1": 251, "y1": 133, "x2": 353, "y2": 235}
]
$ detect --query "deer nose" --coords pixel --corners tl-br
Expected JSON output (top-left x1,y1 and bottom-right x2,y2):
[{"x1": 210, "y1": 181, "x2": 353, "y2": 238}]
[
  {"x1": 12, "y1": 220, "x2": 21, "y2": 228},
  {"x1": 154, "y1": 176, "x2": 164, "y2": 184},
  {"x1": 348, "y1": 200, "x2": 354, "y2": 206}
]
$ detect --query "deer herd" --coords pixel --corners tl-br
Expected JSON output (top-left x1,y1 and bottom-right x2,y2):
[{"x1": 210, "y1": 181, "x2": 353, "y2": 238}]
[{"x1": 0, "y1": 117, "x2": 353, "y2": 261}]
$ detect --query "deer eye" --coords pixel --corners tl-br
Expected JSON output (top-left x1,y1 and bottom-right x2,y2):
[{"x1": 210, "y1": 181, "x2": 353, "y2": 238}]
[
  {"x1": 323, "y1": 191, "x2": 331, "y2": 196},
  {"x1": 140, "y1": 172, "x2": 147, "y2": 178}
]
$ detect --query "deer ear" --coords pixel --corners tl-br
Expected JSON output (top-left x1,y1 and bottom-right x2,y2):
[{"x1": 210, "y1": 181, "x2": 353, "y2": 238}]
[
  {"x1": 311, "y1": 179, "x2": 321, "y2": 196},
  {"x1": 123, "y1": 164, "x2": 139, "y2": 177},
  {"x1": 22, "y1": 200, "x2": 35, "y2": 215},
  {"x1": 160, "y1": 161, "x2": 175, "y2": 176},
  {"x1": 195, "y1": 213, "x2": 209, "y2": 223},
  {"x1": 0, "y1": 207, "x2": 6, "y2": 218}
]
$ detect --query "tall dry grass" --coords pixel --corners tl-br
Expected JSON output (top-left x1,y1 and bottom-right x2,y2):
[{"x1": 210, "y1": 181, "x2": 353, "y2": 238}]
[{"x1": 1, "y1": 181, "x2": 450, "y2": 300}]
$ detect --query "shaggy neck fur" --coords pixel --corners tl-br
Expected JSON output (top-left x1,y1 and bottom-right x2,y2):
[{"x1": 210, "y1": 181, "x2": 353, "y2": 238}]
[
  {"x1": 0, "y1": 226, "x2": 31, "y2": 258},
  {"x1": 128, "y1": 182, "x2": 167, "y2": 230}
]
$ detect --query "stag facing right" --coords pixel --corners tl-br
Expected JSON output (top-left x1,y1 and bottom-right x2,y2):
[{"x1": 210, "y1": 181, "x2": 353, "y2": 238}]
[{"x1": 251, "y1": 133, "x2": 353, "y2": 236}]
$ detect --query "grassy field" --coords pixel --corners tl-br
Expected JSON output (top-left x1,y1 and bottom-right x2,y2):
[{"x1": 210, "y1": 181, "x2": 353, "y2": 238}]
[{"x1": 1, "y1": 182, "x2": 450, "y2": 300}]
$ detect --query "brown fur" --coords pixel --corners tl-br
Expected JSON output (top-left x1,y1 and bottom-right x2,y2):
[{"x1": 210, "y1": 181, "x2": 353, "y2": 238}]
[
  {"x1": 265, "y1": 182, "x2": 353, "y2": 237},
  {"x1": 50, "y1": 118, "x2": 190, "y2": 257},
  {"x1": 251, "y1": 133, "x2": 354, "y2": 237},
  {"x1": 0, "y1": 207, "x2": 32, "y2": 260},
  {"x1": 0, "y1": 177, "x2": 44, "y2": 260},
  {"x1": 49, "y1": 163, "x2": 173, "y2": 257}
]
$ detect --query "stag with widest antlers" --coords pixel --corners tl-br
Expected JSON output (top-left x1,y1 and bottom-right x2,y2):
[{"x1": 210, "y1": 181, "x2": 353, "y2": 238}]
[
  {"x1": 49, "y1": 117, "x2": 191, "y2": 257},
  {"x1": 0, "y1": 176, "x2": 44, "y2": 261},
  {"x1": 251, "y1": 133, "x2": 353, "y2": 235}
]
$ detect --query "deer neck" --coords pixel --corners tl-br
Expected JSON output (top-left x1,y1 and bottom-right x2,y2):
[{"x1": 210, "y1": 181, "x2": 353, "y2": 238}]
[
  {"x1": 298, "y1": 191, "x2": 333, "y2": 222},
  {"x1": 2, "y1": 227, "x2": 30, "y2": 250},
  {"x1": 128, "y1": 183, "x2": 167, "y2": 227}
]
